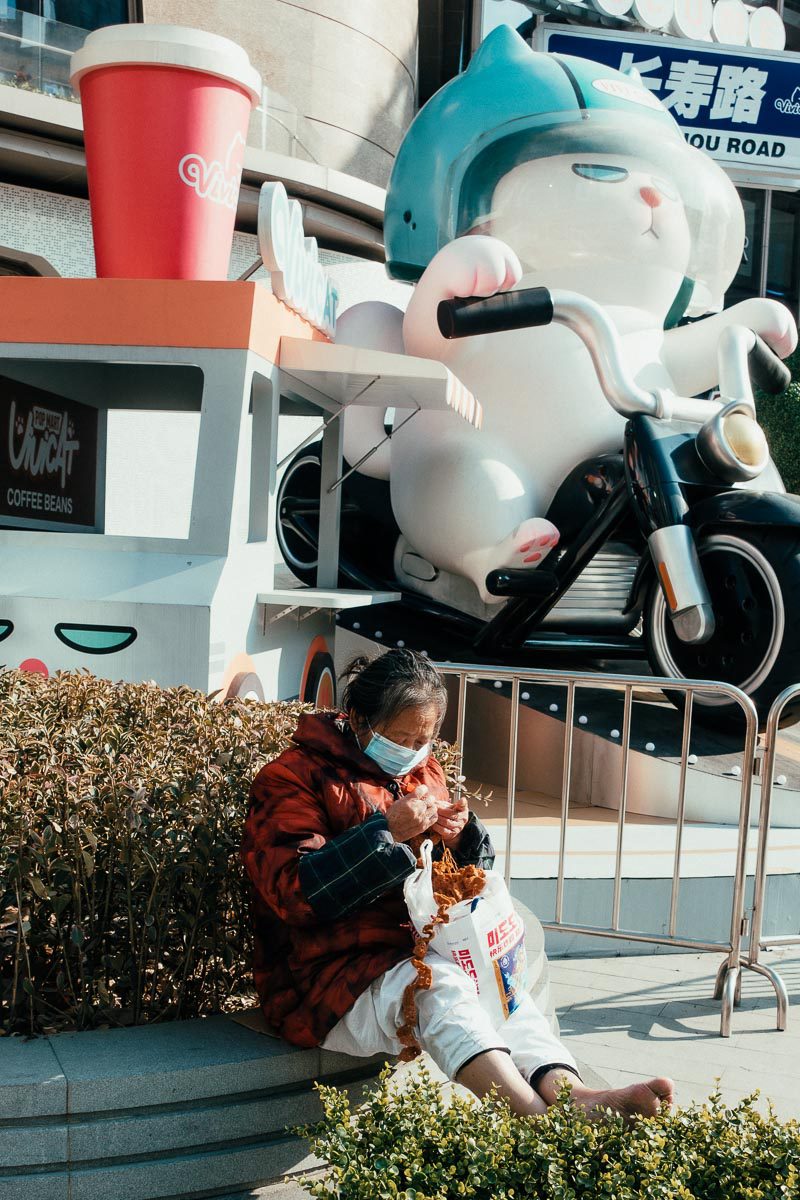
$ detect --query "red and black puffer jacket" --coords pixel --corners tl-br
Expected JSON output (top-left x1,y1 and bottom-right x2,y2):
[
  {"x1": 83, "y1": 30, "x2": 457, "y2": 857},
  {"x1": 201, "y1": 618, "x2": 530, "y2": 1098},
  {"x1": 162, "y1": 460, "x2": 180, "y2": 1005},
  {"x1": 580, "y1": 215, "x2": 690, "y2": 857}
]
[{"x1": 241, "y1": 711, "x2": 456, "y2": 1047}]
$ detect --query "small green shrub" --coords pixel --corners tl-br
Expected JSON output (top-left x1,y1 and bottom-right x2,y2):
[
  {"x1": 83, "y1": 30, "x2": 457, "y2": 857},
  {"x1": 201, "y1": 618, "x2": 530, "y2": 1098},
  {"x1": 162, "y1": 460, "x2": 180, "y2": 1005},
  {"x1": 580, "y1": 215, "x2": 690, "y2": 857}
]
[
  {"x1": 302, "y1": 1064, "x2": 800, "y2": 1200},
  {"x1": 0, "y1": 670, "x2": 471, "y2": 1036},
  {"x1": 757, "y1": 347, "x2": 800, "y2": 495}
]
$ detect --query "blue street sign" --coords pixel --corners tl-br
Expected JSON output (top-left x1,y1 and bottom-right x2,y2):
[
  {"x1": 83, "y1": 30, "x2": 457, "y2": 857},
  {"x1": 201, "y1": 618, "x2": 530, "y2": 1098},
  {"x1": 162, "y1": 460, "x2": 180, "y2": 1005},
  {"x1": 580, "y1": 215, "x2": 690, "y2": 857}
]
[{"x1": 537, "y1": 25, "x2": 800, "y2": 175}]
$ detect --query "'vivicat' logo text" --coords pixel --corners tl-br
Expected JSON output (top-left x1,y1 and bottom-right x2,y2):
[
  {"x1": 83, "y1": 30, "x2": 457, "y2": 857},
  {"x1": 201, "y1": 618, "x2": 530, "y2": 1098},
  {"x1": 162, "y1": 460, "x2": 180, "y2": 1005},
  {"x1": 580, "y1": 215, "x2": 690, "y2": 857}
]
[{"x1": 775, "y1": 88, "x2": 800, "y2": 116}]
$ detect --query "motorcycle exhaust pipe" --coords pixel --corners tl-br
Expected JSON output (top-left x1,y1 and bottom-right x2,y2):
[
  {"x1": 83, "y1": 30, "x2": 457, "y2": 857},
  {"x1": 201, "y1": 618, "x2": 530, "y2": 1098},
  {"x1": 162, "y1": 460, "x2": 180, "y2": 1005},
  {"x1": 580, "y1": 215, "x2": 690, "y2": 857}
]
[{"x1": 648, "y1": 525, "x2": 715, "y2": 645}]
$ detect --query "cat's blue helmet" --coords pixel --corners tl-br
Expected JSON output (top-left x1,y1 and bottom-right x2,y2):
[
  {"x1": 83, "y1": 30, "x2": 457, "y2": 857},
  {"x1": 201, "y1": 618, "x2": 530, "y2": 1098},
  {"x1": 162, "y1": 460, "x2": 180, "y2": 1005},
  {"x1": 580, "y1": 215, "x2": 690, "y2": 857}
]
[{"x1": 384, "y1": 25, "x2": 689, "y2": 284}]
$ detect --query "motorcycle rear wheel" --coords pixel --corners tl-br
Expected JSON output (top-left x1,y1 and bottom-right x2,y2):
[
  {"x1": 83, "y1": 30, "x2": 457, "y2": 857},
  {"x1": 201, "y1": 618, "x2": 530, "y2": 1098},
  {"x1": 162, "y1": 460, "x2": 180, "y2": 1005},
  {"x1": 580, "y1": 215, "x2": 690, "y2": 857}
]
[
  {"x1": 645, "y1": 530, "x2": 800, "y2": 731},
  {"x1": 276, "y1": 441, "x2": 399, "y2": 588}
]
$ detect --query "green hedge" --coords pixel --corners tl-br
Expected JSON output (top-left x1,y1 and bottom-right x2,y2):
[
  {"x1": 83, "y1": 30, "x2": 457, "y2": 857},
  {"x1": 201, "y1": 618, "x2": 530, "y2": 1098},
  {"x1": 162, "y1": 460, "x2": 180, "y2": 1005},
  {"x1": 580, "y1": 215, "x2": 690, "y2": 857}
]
[
  {"x1": 0, "y1": 669, "x2": 467, "y2": 1036},
  {"x1": 303, "y1": 1065, "x2": 800, "y2": 1200},
  {"x1": 0, "y1": 670, "x2": 306, "y2": 1034},
  {"x1": 757, "y1": 347, "x2": 800, "y2": 495}
]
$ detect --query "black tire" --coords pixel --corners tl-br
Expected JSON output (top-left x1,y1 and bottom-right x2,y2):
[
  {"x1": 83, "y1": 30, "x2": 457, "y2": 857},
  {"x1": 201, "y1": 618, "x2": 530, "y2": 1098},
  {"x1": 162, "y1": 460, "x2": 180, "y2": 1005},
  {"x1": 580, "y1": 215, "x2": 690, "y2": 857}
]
[
  {"x1": 276, "y1": 446, "x2": 325, "y2": 586},
  {"x1": 644, "y1": 530, "x2": 800, "y2": 730},
  {"x1": 276, "y1": 441, "x2": 398, "y2": 588},
  {"x1": 303, "y1": 651, "x2": 337, "y2": 709}
]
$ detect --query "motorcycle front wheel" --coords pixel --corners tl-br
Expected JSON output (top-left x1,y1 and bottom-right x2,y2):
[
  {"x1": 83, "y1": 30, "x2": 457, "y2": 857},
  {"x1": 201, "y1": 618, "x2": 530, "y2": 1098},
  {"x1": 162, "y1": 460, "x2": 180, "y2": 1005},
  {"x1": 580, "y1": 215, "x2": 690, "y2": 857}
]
[{"x1": 645, "y1": 531, "x2": 800, "y2": 730}]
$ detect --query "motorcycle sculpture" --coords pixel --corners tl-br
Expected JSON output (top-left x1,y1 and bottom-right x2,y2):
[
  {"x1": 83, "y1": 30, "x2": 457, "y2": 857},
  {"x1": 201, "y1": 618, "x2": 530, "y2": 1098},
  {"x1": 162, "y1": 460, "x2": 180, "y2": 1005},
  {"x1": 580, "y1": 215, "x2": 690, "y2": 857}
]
[{"x1": 278, "y1": 27, "x2": 800, "y2": 728}]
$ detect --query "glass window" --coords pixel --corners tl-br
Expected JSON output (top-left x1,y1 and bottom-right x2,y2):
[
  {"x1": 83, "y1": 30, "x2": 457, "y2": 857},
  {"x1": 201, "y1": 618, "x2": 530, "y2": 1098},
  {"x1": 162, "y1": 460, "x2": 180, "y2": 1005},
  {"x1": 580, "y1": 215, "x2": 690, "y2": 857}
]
[
  {"x1": 783, "y1": 0, "x2": 800, "y2": 51},
  {"x1": 767, "y1": 191, "x2": 800, "y2": 315},
  {"x1": 725, "y1": 188, "x2": 766, "y2": 308},
  {"x1": 9, "y1": 2, "x2": 128, "y2": 28},
  {"x1": 0, "y1": 1, "x2": 132, "y2": 99}
]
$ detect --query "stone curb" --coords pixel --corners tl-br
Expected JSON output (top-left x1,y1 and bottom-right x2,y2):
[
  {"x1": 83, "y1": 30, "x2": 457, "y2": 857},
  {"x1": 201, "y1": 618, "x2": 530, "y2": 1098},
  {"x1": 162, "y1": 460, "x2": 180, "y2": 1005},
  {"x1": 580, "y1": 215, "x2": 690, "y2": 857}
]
[{"x1": 0, "y1": 904, "x2": 558, "y2": 1199}]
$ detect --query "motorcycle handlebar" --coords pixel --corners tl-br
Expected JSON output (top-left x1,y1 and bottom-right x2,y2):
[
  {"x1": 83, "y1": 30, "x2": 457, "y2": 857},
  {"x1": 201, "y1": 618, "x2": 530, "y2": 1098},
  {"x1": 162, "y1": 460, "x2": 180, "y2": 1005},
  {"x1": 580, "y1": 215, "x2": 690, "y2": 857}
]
[
  {"x1": 436, "y1": 286, "x2": 790, "y2": 427},
  {"x1": 437, "y1": 287, "x2": 554, "y2": 339},
  {"x1": 437, "y1": 285, "x2": 667, "y2": 420},
  {"x1": 748, "y1": 333, "x2": 791, "y2": 396}
]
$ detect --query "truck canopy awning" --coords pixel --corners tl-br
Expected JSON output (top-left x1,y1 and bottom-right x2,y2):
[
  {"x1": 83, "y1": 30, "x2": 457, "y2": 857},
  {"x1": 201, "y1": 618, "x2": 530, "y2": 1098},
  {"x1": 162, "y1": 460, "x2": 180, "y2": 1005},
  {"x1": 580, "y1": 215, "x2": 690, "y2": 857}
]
[{"x1": 278, "y1": 338, "x2": 482, "y2": 428}]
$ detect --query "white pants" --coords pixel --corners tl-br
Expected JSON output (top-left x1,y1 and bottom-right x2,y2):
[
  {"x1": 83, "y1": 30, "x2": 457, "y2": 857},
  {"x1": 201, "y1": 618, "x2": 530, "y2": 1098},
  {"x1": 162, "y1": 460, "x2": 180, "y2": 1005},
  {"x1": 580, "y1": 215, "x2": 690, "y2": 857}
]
[{"x1": 322, "y1": 951, "x2": 578, "y2": 1085}]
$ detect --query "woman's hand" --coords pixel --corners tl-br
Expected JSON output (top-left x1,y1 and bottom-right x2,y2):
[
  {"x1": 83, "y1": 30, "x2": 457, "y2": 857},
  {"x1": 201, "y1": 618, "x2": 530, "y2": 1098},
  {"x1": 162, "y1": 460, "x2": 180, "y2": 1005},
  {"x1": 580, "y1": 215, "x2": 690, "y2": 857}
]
[
  {"x1": 385, "y1": 785, "x2": 440, "y2": 843},
  {"x1": 432, "y1": 799, "x2": 469, "y2": 849}
]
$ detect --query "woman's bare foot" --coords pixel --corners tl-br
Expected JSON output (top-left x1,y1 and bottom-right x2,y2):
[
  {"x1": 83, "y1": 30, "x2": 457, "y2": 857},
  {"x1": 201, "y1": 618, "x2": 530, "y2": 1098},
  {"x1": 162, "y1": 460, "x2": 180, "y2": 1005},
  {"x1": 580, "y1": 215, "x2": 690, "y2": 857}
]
[
  {"x1": 536, "y1": 1069, "x2": 674, "y2": 1120},
  {"x1": 568, "y1": 1078, "x2": 674, "y2": 1120}
]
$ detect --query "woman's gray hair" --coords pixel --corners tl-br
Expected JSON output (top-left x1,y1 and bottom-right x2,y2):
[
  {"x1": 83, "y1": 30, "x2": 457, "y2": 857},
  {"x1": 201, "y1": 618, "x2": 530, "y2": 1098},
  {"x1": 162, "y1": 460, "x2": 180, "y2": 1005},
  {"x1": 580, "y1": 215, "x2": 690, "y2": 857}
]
[{"x1": 340, "y1": 649, "x2": 448, "y2": 731}]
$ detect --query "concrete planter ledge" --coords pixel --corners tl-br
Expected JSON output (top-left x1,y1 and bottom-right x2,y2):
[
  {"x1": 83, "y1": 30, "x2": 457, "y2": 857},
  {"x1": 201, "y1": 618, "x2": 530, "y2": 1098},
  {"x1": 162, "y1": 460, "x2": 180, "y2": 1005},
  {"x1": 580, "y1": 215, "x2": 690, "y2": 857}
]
[
  {"x1": 0, "y1": 1014, "x2": 388, "y2": 1200},
  {"x1": 0, "y1": 905, "x2": 557, "y2": 1200}
]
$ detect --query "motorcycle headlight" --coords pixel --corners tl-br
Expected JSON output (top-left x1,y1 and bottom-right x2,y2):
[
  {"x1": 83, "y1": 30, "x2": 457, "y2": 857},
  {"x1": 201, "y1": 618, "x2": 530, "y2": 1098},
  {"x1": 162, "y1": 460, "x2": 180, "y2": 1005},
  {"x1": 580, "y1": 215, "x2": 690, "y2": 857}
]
[
  {"x1": 722, "y1": 411, "x2": 768, "y2": 467},
  {"x1": 696, "y1": 401, "x2": 769, "y2": 483}
]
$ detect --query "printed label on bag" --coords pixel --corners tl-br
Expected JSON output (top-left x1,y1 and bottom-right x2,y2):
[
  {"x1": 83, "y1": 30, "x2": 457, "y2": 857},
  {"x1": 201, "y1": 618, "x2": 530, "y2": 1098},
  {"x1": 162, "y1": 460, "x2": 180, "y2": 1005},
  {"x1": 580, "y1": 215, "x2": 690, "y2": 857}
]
[
  {"x1": 487, "y1": 912, "x2": 524, "y2": 959},
  {"x1": 451, "y1": 945, "x2": 479, "y2": 988},
  {"x1": 493, "y1": 935, "x2": 527, "y2": 1019}
]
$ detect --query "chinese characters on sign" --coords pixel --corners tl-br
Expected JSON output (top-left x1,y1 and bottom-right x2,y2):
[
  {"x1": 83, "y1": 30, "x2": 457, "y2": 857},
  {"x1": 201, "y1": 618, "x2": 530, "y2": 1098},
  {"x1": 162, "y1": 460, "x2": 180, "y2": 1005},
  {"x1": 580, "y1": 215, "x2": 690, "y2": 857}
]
[
  {"x1": 539, "y1": 26, "x2": 800, "y2": 174},
  {"x1": 622, "y1": 53, "x2": 767, "y2": 124}
]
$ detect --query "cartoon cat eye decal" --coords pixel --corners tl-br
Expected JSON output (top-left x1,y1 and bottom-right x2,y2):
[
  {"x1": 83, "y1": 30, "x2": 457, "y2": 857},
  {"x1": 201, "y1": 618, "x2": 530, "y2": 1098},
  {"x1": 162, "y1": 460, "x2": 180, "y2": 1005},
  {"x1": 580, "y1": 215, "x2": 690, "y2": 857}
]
[
  {"x1": 572, "y1": 164, "x2": 629, "y2": 183},
  {"x1": 572, "y1": 164, "x2": 679, "y2": 203},
  {"x1": 54, "y1": 623, "x2": 137, "y2": 654},
  {"x1": 0, "y1": 620, "x2": 13, "y2": 644}
]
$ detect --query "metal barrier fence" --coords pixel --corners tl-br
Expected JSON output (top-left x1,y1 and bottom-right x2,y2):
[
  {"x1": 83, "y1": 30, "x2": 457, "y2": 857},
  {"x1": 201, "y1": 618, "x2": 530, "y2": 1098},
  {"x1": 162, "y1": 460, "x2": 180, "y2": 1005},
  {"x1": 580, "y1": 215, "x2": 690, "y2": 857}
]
[
  {"x1": 437, "y1": 661, "x2": 784, "y2": 1037},
  {"x1": 744, "y1": 683, "x2": 800, "y2": 1026}
]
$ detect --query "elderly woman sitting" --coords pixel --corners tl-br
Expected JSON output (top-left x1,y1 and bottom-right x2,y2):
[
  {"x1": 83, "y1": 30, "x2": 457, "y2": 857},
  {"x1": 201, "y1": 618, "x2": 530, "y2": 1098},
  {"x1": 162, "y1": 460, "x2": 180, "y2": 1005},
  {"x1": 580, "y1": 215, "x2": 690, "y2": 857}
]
[{"x1": 241, "y1": 648, "x2": 673, "y2": 1118}]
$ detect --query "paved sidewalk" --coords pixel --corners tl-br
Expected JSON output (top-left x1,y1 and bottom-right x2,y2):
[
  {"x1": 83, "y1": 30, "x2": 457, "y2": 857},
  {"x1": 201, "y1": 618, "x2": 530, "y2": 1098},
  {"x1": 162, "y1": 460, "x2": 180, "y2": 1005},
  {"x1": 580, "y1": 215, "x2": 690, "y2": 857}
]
[{"x1": 549, "y1": 946, "x2": 800, "y2": 1121}]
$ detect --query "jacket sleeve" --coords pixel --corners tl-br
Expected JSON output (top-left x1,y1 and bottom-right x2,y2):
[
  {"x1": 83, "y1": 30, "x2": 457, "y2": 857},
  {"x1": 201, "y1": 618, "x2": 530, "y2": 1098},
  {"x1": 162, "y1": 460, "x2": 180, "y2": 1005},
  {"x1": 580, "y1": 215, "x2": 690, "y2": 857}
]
[
  {"x1": 450, "y1": 811, "x2": 495, "y2": 871},
  {"x1": 241, "y1": 759, "x2": 416, "y2": 926}
]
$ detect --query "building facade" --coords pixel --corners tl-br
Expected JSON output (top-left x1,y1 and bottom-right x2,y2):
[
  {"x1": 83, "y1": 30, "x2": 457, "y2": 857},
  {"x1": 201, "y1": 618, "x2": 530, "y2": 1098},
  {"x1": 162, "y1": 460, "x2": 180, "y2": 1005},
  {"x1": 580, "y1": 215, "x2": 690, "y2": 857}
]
[{"x1": 0, "y1": 0, "x2": 418, "y2": 278}]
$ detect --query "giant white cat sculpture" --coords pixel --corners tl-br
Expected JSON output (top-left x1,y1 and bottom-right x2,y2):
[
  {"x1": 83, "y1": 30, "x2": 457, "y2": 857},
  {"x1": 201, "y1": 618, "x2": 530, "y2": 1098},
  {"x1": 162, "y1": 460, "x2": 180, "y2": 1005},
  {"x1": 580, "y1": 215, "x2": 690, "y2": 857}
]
[{"x1": 339, "y1": 28, "x2": 797, "y2": 610}]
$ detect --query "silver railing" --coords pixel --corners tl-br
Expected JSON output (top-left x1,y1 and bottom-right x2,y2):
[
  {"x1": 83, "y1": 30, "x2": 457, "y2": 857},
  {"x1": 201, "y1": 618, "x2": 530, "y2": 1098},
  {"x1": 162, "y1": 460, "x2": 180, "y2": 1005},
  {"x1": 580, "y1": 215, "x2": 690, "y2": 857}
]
[
  {"x1": 437, "y1": 661, "x2": 786, "y2": 1037},
  {"x1": 744, "y1": 683, "x2": 800, "y2": 1027}
]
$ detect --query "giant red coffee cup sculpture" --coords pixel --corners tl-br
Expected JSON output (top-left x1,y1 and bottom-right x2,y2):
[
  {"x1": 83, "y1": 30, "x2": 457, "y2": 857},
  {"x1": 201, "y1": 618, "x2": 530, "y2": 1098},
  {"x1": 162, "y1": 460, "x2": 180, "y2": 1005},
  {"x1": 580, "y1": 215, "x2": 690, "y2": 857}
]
[{"x1": 71, "y1": 25, "x2": 261, "y2": 279}]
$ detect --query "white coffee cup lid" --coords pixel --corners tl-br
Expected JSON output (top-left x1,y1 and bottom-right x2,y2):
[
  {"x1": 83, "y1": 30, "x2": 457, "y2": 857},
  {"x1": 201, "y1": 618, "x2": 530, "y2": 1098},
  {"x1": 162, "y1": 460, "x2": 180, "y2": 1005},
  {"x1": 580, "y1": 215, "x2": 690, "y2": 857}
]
[{"x1": 71, "y1": 24, "x2": 262, "y2": 106}]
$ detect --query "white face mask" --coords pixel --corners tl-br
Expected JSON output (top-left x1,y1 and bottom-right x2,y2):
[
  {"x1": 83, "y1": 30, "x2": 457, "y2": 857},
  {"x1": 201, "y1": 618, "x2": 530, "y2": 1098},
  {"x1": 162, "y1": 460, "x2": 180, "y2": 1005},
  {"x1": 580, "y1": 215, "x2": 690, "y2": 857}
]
[{"x1": 362, "y1": 723, "x2": 431, "y2": 777}]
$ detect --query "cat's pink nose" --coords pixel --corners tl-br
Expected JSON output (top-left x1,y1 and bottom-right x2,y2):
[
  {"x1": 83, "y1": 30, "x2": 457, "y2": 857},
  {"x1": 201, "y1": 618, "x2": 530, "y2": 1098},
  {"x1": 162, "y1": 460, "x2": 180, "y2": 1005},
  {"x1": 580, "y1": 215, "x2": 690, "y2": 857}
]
[{"x1": 640, "y1": 186, "x2": 662, "y2": 208}]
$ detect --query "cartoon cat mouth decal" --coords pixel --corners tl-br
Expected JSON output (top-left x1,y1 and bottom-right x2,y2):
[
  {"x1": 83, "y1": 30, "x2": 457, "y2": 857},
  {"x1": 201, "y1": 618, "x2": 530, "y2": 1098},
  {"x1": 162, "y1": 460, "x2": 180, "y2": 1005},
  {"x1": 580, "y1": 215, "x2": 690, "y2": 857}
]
[
  {"x1": 642, "y1": 215, "x2": 660, "y2": 240},
  {"x1": 54, "y1": 623, "x2": 138, "y2": 654}
]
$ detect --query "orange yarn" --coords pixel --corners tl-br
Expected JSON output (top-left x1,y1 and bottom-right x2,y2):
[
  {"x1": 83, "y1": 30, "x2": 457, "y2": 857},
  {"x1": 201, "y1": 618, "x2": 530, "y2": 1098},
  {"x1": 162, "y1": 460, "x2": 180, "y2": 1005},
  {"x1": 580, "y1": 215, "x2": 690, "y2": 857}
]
[{"x1": 398, "y1": 847, "x2": 485, "y2": 1061}]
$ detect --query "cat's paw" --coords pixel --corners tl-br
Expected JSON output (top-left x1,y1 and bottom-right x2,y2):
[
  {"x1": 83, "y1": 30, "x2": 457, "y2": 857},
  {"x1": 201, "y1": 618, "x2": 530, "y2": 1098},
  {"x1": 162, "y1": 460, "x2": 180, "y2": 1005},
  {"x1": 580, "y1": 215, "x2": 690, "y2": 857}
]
[
  {"x1": 420, "y1": 235, "x2": 522, "y2": 302},
  {"x1": 730, "y1": 298, "x2": 798, "y2": 359},
  {"x1": 761, "y1": 303, "x2": 798, "y2": 359},
  {"x1": 507, "y1": 518, "x2": 560, "y2": 568},
  {"x1": 463, "y1": 517, "x2": 561, "y2": 605},
  {"x1": 404, "y1": 236, "x2": 522, "y2": 359}
]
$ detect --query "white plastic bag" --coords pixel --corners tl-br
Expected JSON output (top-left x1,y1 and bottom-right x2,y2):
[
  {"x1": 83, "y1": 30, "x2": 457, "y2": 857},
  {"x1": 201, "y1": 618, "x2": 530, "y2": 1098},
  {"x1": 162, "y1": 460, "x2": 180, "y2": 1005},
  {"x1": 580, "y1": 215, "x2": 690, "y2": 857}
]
[{"x1": 404, "y1": 839, "x2": 528, "y2": 1026}]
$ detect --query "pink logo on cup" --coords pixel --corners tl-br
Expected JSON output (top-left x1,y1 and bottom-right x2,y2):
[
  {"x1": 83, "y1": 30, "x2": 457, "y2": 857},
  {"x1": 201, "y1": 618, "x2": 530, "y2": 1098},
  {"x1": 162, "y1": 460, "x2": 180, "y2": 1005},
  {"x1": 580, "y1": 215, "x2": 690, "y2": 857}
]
[{"x1": 178, "y1": 131, "x2": 245, "y2": 211}]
